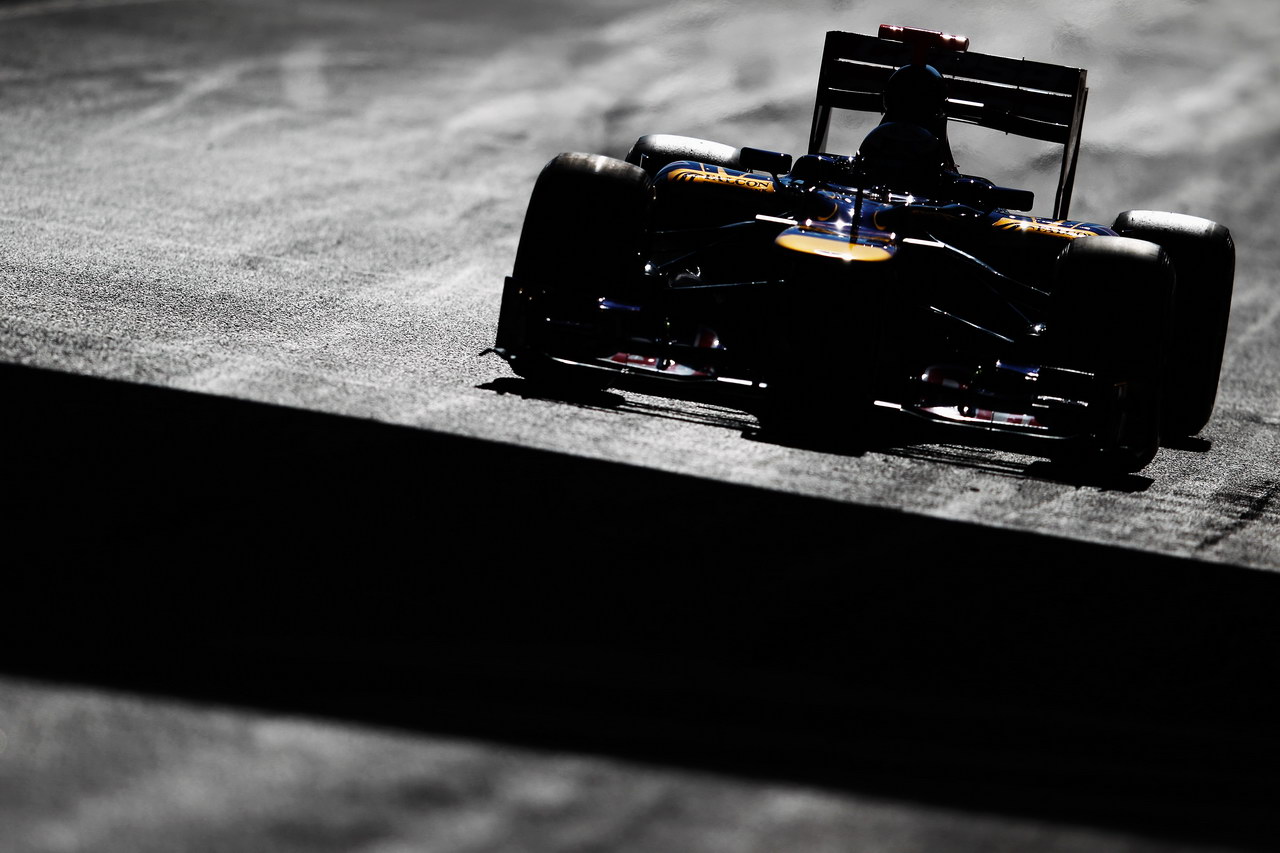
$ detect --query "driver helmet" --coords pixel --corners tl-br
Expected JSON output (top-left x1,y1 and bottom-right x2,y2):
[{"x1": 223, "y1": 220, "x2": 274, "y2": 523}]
[{"x1": 882, "y1": 63, "x2": 948, "y2": 126}]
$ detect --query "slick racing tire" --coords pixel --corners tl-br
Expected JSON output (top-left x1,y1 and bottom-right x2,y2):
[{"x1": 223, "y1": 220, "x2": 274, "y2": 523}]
[
  {"x1": 499, "y1": 152, "x2": 652, "y2": 388},
  {"x1": 1050, "y1": 236, "x2": 1174, "y2": 475},
  {"x1": 1112, "y1": 210, "x2": 1235, "y2": 438},
  {"x1": 624, "y1": 134, "x2": 745, "y2": 177}
]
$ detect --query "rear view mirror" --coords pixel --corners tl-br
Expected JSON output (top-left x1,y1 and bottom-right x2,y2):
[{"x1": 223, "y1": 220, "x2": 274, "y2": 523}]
[
  {"x1": 991, "y1": 185, "x2": 1035, "y2": 212},
  {"x1": 952, "y1": 177, "x2": 1034, "y2": 212},
  {"x1": 739, "y1": 147, "x2": 793, "y2": 177}
]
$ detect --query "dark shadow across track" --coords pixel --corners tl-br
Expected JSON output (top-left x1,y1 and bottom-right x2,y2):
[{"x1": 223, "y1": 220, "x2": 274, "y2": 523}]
[{"x1": 4, "y1": 362, "x2": 1279, "y2": 850}]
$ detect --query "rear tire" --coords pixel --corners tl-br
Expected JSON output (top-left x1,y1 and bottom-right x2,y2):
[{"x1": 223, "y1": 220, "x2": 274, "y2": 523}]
[
  {"x1": 1112, "y1": 210, "x2": 1234, "y2": 438},
  {"x1": 1050, "y1": 236, "x2": 1174, "y2": 474},
  {"x1": 625, "y1": 134, "x2": 744, "y2": 177},
  {"x1": 497, "y1": 152, "x2": 652, "y2": 388}
]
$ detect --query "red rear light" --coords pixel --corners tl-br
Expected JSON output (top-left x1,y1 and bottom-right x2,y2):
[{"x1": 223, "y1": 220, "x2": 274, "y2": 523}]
[{"x1": 878, "y1": 24, "x2": 970, "y2": 64}]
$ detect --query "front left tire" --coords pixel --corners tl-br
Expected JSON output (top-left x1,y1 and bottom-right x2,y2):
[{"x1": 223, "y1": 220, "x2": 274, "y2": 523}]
[{"x1": 497, "y1": 152, "x2": 652, "y2": 388}]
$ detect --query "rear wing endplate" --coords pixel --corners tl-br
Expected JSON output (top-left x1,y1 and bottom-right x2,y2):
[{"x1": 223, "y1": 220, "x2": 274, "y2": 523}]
[{"x1": 808, "y1": 29, "x2": 1089, "y2": 219}]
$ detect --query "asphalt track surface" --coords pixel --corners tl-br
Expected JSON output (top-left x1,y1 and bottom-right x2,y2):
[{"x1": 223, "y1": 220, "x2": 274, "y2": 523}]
[{"x1": 4, "y1": 1, "x2": 1280, "y2": 851}]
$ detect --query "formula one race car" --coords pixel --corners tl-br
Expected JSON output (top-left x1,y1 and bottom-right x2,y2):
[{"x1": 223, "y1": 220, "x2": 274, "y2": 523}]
[{"x1": 493, "y1": 24, "x2": 1235, "y2": 475}]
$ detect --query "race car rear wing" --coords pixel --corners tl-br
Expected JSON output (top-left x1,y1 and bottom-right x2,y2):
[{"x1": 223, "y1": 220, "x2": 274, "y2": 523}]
[{"x1": 808, "y1": 29, "x2": 1089, "y2": 219}]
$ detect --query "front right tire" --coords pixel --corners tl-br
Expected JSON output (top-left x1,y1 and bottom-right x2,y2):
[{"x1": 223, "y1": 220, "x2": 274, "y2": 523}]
[{"x1": 1112, "y1": 210, "x2": 1235, "y2": 438}]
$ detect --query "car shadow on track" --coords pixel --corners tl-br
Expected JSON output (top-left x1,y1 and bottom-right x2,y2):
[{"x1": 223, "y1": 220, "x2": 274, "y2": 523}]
[
  {"x1": 484, "y1": 374, "x2": 1157, "y2": 491},
  {"x1": 482, "y1": 375, "x2": 630, "y2": 408},
  {"x1": 9, "y1": 362, "x2": 1280, "y2": 853},
  {"x1": 758, "y1": 425, "x2": 1156, "y2": 492},
  {"x1": 1163, "y1": 434, "x2": 1214, "y2": 453},
  {"x1": 481, "y1": 375, "x2": 763, "y2": 433}
]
